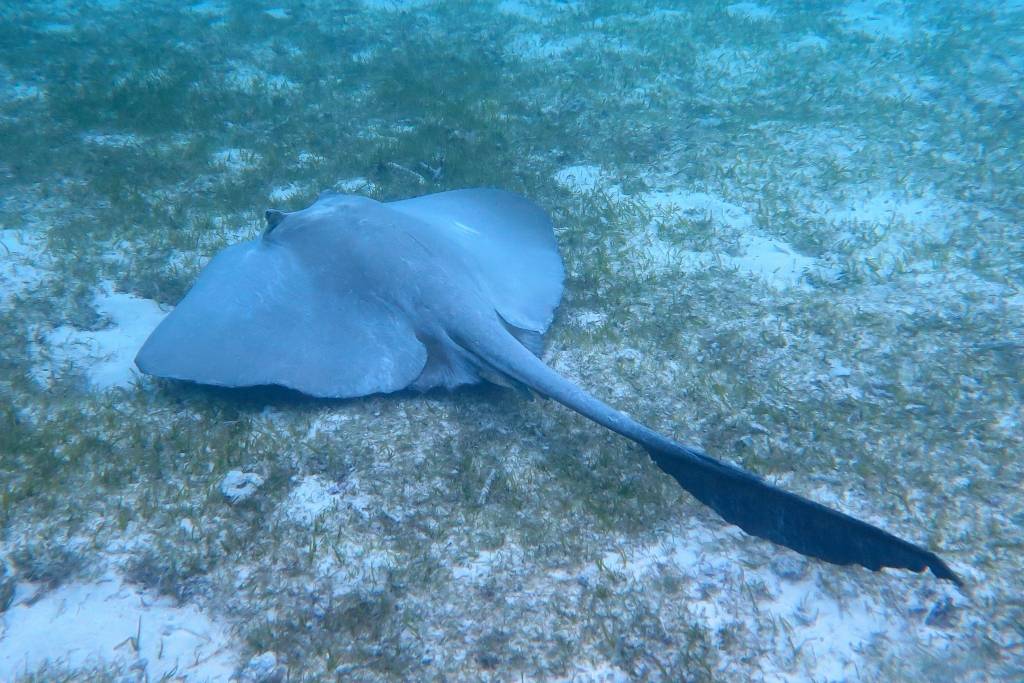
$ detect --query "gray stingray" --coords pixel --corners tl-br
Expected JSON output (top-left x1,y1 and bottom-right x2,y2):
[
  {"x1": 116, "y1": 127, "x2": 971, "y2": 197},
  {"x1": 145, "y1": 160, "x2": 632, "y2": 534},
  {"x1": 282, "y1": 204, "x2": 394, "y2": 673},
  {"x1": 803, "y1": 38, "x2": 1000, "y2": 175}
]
[{"x1": 136, "y1": 189, "x2": 960, "y2": 584}]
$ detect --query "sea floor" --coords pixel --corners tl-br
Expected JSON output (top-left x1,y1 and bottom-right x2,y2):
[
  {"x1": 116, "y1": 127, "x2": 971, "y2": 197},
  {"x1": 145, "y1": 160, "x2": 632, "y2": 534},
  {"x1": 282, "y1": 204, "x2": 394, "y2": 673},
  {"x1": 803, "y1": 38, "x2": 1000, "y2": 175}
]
[{"x1": 0, "y1": 1, "x2": 1021, "y2": 681}]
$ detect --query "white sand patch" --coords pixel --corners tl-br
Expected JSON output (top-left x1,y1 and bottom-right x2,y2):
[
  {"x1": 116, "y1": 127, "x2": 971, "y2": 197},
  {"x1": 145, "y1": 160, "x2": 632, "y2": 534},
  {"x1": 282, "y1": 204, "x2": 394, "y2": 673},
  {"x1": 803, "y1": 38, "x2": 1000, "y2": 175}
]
[
  {"x1": 696, "y1": 47, "x2": 765, "y2": 89},
  {"x1": 549, "y1": 664, "x2": 630, "y2": 683},
  {"x1": 1, "y1": 80, "x2": 43, "y2": 103},
  {"x1": 318, "y1": 543, "x2": 396, "y2": 593},
  {"x1": 350, "y1": 47, "x2": 377, "y2": 63},
  {"x1": 507, "y1": 33, "x2": 585, "y2": 59},
  {"x1": 335, "y1": 176, "x2": 376, "y2": 193},
  {"x1": 634, "y1": 189, "x2": 829, "y2": 289},
  {"x1": 451, "y1": 549, "x2": 501, "y2": 581},
  {"x1": 220, "y1": 470, "x2": 265, "y2": 504},
  {"x1": 641, "y1": 189, "x2": 754, "y2": 230},
  {"x1": 112, "y1": 68, "x2": 171, "y2": 92},
  {"x1": 0, "y1": 229, "x2": 46, "y2": 306},
  {"x1": 907, "y1": 265, "x2": 1020, "y2": 308},
  {"x1": 571, "y1": 529, "x2": 959, "y2": 682},
  {"x1": 730, "y1": 234, "x2": 824, "y2": 289},
  {"x1": 40, "y1": 22, "x2": 74, "y2": 34},
  {"x1": 497, "y1": 0, "x2": 548, "y2": 22},
  {"x1": 361, "y1": 0, "x2": 435, "y2": 11},
  {"x1": 239, "y1": 651, "x2": 284, "y2": 681},
  {"x1": 268, "y1": 182, "x2": 304, "y2": 203},
  {"x1": 568, "y1": 310, "x2": 608, "y2": 328},
  {"x1": 793, "y1": 124, "x2": 865, "y2": 162},
  {"x1": 870, "y1": 73, "x2": 946, "y2": 104},
  {"x1": 552, "y1": 164, "x2": 607, "y2": 193},
  {"x1": 451, "y1": 546, "x2": 529, "y2": 583},
  {"x1": 189, "y1": 1, "x2": 227, "y2": 17},
  {"x1": 331, "y1": 176, "x2": 376, "y2": 194},
  {"x1": 0, "y1": 573, "x2": 237, "y2": 681},
  {"x1": 790, "y1": 34, "x2": 829, "y2": 51},
  {"x1": 339, "y1": 476, "x2": 376, "y2": 520},
  {"x1": 627, "y1": 230, "x2": 824, "y2": 290},
  {"x1": 553, "y1": 168, "x2": 829, "y2": 289},
  {"x1": 304, "y1": 411, "x2": 353, "y2": 441},
  {"x1": 225, "y1": 63, "x2": 297, "y2": 93},
  {"x1": 211, "y1": 148, "x2": 262, "y2": 173},
  {"x1": 298, "y1": 477, "x2": 405, "y2": 587},
  {"x1": 726, "y1": 2, "x2": 776, "y2": 21},
  {"x1": 831, "y1": 191, "x2": 944, "y2": 231},
  {"x1": 841, "y1": 0, "x2": 911, "y2": 41},
  {"x1": 966, "y1": 49, "x2": 1024, "y2": 106},
  {"x1": 296, "y1": 151, "x2": 326, "y2": 166},
  {"x1": 37, "y1": 287, "x2": 167, "y2": 391},
  {"x1": 285, "y1": 476, "x2": 341, "y2": 525},
  {"x1": 80, "y1": 132, "x2": 140, "y2": 148},
  {"x1": 829, "y1": 190, "x2": 954, "y2": 271}
]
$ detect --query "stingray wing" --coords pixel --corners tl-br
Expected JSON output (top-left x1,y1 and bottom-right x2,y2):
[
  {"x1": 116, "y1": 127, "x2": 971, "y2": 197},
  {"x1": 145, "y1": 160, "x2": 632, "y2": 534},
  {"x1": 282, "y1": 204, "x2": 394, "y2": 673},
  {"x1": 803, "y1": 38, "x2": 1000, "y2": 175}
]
[
  {"x1": 387, "y1": 189, "x2": 565, "y2": 333},
  {"x1": 135, "y1": 239, "x2": 426, "y2": 398}
]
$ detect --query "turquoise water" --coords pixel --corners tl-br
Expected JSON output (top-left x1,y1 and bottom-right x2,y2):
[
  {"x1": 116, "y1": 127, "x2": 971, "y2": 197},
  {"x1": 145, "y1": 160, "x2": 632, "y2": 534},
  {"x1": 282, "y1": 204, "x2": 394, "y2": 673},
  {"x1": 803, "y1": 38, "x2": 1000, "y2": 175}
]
[{"x1": 0, "y1": 1, "x2": 1020, "y2": 680}]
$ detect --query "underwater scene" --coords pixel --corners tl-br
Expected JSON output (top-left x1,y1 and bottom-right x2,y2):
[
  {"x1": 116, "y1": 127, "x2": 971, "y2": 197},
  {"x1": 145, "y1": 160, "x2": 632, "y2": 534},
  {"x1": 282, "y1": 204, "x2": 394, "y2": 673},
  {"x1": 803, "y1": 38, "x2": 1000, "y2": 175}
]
[{"x1": 0, "y1": 0, "x2": 1021, "y2": 680}]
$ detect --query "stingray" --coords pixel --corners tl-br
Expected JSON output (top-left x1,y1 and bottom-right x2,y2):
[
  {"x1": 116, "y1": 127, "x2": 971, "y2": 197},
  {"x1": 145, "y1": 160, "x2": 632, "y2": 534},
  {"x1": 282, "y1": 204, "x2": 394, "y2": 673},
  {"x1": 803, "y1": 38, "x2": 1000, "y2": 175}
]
[{"x1": 136, "y1": 189, "x2": 960, "y2": 584}]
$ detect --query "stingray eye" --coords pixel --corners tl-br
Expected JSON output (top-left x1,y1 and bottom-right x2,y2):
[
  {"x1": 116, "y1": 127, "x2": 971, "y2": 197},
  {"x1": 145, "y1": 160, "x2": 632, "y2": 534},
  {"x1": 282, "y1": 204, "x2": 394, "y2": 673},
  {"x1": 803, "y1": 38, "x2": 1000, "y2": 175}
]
[{"x1": 264, "y1": 209, "x2": 287, "y2": 236}]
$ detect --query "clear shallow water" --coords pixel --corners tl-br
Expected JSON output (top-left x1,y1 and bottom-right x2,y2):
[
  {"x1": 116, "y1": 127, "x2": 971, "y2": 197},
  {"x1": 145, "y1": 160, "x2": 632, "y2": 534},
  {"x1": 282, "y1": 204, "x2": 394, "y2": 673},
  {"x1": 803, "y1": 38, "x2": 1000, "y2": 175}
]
[{"x1": 0, "y1": 1, "x2": 1020, "y2": 680}]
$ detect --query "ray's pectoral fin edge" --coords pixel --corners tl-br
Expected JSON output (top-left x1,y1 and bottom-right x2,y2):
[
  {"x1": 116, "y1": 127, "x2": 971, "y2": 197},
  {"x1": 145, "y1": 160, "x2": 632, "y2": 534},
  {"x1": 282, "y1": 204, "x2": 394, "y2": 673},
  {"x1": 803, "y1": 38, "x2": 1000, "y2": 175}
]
[{"x1": 645, "y1": 440, "x2": 962, "y2": 585}]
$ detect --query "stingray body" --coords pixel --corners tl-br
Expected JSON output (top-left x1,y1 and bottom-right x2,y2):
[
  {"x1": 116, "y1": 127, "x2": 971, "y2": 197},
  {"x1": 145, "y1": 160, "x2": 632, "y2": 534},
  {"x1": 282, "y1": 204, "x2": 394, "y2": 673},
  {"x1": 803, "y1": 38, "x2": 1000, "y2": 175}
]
[{"x1": 136, "y1": 189, "x2": 960, "y2": 584}]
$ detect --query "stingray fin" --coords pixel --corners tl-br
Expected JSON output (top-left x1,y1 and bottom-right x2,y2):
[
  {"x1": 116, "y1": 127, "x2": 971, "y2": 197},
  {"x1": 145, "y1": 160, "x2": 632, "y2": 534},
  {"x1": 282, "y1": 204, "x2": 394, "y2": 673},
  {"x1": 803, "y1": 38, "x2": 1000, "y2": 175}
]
[
  {"x1": 387, "y1": 189, "x2": 565, "y2": 334},
  {"x1": 410, "y1": 333, "x2": 481, "y2": 391},
  {"x1": 499, "y1": 313, "x2": 545, "y2": 357},
  {"x1": 135, "y1": 240, "x2": 426, "y2": 398}
]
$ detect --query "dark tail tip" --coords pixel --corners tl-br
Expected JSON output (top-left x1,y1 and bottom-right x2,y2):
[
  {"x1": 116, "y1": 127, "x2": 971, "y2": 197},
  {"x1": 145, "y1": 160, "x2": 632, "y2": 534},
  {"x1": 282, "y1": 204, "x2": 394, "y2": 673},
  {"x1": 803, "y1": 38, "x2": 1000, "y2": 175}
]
[
  {"x1": 646, "y1": 444, "x2": 961, "y2": 585},
  {"x1": 922, "y1": 551, "x2": 963, "y2": 586}
]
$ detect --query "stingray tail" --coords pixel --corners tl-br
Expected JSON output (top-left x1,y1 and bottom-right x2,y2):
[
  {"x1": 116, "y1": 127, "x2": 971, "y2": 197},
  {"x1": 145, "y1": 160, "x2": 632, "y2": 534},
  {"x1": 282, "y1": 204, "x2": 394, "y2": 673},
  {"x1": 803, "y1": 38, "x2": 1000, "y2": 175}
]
[
  {"x1": 644, "y1": 438, "x2": 962, "y2": 584},
  {"x1": 469, "y1": 327, "x2": 961, "y2": 584}
]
